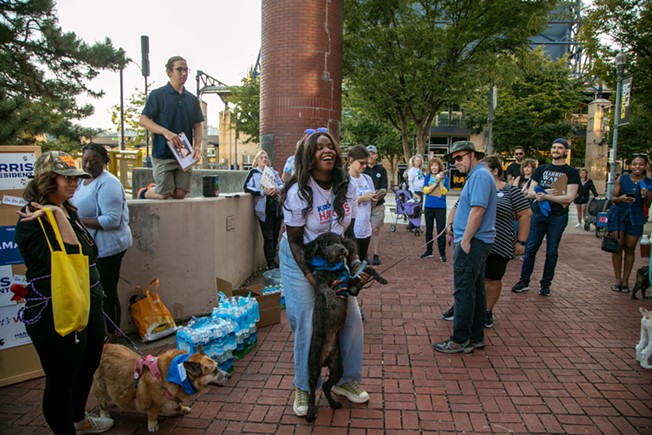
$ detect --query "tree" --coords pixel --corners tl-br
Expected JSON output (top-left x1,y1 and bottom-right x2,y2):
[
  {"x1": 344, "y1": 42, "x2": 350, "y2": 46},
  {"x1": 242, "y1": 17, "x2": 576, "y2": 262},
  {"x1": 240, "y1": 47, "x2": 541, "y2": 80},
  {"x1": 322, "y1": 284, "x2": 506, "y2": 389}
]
[
  {"x1": 109, "y1": 89, "x2": 147, "y2": 147},
  {"x1": 0, "y1": 0, "x2": 126, "y2": 147},
  {"x1": 463, "y1": 48, "x2": 586, "y2": 157},
  {"x1": 227, "y1": 74, "x2": 260, "y2": 144},
  {"x1": 581, "y1": 0, "x2": 652, "y2": 154},
  {"x1": 343, "y1": 0, "x2": 557, "y2": 162}
]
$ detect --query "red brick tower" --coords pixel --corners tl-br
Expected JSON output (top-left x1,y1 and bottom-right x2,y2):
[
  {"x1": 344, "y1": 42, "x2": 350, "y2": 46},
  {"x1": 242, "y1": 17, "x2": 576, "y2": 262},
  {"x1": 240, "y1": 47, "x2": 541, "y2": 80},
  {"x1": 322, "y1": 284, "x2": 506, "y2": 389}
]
[{"x1": 260, "y1": 0, "x2": 343, "y2": 169}]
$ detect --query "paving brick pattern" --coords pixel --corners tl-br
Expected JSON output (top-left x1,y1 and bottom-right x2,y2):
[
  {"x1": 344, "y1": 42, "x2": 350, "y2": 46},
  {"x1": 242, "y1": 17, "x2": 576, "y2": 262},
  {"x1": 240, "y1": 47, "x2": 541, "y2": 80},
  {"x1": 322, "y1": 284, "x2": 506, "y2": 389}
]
[{"x1": 1, "y1": 227, "x2": 652, "y2": 434}]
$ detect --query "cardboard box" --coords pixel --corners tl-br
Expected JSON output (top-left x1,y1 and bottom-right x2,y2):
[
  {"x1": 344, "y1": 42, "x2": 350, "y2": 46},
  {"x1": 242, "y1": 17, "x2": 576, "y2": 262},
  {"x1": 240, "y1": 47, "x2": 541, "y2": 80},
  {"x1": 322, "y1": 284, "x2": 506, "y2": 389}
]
[{"x1": 216, "y1": 277, "x2": 281, "y2": 328}]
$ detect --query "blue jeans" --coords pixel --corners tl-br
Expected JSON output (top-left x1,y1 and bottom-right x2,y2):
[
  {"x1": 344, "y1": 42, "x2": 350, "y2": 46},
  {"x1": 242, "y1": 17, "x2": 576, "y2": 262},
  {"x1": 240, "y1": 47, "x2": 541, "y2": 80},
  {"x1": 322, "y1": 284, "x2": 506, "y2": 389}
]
[
  {"x1": 452, "y1": 239, "x2": 492, "y2": 344},
  {"x1": 279, "y1": 237, "x2": 363, "y2": 392},
  {"x1": 519, "y1": 212, "x2": 569, "y2": 287}
]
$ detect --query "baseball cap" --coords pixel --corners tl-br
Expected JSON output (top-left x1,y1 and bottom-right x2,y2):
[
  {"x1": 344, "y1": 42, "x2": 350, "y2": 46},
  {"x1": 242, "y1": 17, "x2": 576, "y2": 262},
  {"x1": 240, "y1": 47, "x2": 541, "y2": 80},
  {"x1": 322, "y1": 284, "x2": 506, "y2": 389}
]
[
  {"x1": 366, "y1": 145, "x2": 378, "y2": 153},
  {"x1": 33, "y1": 151, "x2": 91, "y2": 179}
]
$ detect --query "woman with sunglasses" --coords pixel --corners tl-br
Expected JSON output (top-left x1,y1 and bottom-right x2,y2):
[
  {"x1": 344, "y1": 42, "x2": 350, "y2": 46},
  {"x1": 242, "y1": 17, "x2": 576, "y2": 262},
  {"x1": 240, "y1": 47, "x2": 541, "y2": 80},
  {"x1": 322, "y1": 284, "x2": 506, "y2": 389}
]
[
  {"x1": 71, "y1": 144, "x2": 132, "y2": 344},
  {"x1": 15, "y1": 151, "x2": 113, "y2": 434},
  {"x1": 280, "y1": 130, "x2": 372, "y2": 417}
]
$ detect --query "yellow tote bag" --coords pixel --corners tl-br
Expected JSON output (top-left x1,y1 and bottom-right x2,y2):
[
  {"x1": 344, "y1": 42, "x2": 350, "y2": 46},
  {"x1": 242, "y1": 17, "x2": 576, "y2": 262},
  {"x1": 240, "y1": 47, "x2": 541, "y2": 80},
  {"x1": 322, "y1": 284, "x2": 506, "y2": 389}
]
[{"x1": 38, "y1": 208, "x2": 91, "y2": 336}]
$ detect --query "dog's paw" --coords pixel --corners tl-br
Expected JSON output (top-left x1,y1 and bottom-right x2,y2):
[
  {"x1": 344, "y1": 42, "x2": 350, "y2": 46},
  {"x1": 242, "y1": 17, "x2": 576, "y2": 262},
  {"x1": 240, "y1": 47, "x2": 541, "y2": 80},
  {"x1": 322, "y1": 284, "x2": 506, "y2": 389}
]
[
  {"x1": 148, "y1": 420, "x2": 160, "y2": 433},
  {"x1": 641, "y1": 362, "x2": 652, "y2": 369},
  {"x1": 178, "y1": 405, "x2": 192, "y2": 415}
]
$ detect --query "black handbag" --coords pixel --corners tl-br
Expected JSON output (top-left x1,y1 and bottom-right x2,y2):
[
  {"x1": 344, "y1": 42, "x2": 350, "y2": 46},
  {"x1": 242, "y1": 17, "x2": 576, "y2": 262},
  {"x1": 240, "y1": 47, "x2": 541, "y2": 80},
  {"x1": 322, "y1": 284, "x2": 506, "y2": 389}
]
[{"x1": 601, "y1": 205, "x2": 621, "y2": 254}]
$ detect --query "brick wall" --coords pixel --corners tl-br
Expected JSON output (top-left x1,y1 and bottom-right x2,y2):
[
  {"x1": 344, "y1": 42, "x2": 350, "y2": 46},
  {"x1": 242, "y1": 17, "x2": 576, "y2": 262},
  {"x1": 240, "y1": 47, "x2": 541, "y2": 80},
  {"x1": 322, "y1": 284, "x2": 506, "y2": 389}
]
[{"x1": 260, "y1": 0, "x2": 343, "y2": 169}]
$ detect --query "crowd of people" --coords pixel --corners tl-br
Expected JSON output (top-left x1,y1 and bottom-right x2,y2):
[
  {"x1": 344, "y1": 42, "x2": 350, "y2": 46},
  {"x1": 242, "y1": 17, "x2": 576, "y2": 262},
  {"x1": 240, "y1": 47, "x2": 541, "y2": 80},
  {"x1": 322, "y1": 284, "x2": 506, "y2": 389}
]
[{"x1": 12, "y1": 54, "x2": 651, "y2": 432}]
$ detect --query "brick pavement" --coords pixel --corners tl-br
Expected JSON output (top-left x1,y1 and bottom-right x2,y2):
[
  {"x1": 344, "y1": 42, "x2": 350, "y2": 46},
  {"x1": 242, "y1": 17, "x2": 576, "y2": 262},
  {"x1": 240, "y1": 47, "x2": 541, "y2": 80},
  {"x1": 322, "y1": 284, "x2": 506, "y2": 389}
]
[{"x1": 1, "y1": 224, "x2": 652, "y2": 434}]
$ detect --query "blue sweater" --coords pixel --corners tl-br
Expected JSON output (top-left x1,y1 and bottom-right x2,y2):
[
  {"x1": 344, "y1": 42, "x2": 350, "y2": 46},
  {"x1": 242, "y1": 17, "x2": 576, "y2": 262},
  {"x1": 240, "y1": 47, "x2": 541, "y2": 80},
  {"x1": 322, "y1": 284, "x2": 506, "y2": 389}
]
[{"x1": 423, "y1": 173, "x2": 448, "y2": 209}]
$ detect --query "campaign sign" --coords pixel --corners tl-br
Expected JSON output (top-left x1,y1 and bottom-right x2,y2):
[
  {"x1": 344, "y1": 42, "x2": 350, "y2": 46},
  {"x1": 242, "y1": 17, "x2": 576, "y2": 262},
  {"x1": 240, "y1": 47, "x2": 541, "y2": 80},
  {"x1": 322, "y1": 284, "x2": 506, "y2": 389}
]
[
  {"x1": 0, "y1": 226, "x2": 22, "y2": 266},
  {"x1": 0, "y1": 265, "x2": 14, "y2": 308},
  {"x1": 0, "y1": 152, "x2": 36, "y2": 190},
  {"x1": 0, "y1": 303, "x2": 31, "y2": 350}
]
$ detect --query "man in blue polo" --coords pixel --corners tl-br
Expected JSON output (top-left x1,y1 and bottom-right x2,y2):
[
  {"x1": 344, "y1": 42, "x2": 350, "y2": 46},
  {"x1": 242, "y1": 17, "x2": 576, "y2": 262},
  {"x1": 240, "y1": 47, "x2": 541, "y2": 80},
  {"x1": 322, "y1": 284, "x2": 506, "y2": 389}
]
[
  {"x1": 433, "y1": 141, "x2": 496, "y2": 354},
  {"x1": 139, "y1": 56, "x2": 204, "y2": 199}
]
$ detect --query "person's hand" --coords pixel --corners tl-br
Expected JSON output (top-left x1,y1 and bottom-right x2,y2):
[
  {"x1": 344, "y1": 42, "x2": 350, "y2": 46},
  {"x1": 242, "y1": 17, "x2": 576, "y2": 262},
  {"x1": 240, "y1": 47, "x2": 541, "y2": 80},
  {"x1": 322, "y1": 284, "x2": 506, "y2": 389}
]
[
  {"x1": 445, "y1": 223, "x2": 454, "y2": 236},
  {"x1": 163, "y1": 130, "x2": 182, "y2": 148},
  {"x1": 360, "y1": 192, "x2": 375, "y2": 202},
  {"x1": 192, "y1": 146, "x2": 201, "y2": 160},
  {"x1": 514, "y1": 243, "x2": 525, "y2": 257},
  {"x1": 535, "y1": 191, "x2": 547, "y2": 202},
  {"x1": 305, "y1": 272, "x2": 318, "y2": 290},
  {"x1": 17, "y1": 202, "x2": 60, "y2": 222},
  {"x1": 264, "y1": 187, "x2": 277, "y2": 196},
  {"x1": 619, "y1": 194, "x2": 634, "y2": 203},
  {"x1": 461, "y1": 238, "x2": 471, "y2": 254},
  {"x1": 642, "y1": 187, "x2": 650, "y2": 198},
  {"x1": 544, "y1": 188, "x2": 558, "y2": 196},
  {"x1": 350, "y1": 261, "x2": 372, "y2": 285}
]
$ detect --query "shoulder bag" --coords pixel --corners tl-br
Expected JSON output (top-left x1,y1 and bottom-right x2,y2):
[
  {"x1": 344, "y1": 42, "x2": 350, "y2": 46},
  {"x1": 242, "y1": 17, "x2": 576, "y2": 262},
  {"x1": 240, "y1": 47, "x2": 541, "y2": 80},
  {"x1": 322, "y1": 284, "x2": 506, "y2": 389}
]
[
  {"x1": 38, "y1": 208, "x2": 91, "y2": 336},
  {"x1": 601, "y1": 205, "x2": 621, "y2": 254}
]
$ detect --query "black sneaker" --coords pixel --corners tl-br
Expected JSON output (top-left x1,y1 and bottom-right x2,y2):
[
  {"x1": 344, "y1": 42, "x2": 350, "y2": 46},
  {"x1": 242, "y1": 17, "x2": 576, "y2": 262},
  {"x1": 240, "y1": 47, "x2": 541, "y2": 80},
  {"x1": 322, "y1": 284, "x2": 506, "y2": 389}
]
[
  {"x1": 372, "y1": 255, "x2": 381, "y2": 265},
  {"x1": 471, "y1": 340, "x2": 485, "y2": 349},
  {"x1": 538, "y1": 286, "x2": 551, "y2": 296},
  {"x1": 420, "y1": 252, "x2": 433, "y2": 259},
  {"x1": 484, "y1": 310, "x2": 493, "y2": 328},
  {"x1": 440, "y1": 255, "x2": 447, "y2": 262},
  {"x1": 511, "y1": 281, "x2": 530, "y2": 293},
  {"x1": 432, "y1": 338, "x2": 474, "y2": 354},
  {"x1": 442, "y1": 306, "x2": 454, "y2": 321}
]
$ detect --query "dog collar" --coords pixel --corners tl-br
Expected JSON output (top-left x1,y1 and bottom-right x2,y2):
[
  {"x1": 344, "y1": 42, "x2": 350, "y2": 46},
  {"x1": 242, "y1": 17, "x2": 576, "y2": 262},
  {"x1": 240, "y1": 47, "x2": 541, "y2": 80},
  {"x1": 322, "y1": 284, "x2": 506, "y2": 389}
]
[{"x1": 167, "y1": 354, "x2": 197, "y2": 395}]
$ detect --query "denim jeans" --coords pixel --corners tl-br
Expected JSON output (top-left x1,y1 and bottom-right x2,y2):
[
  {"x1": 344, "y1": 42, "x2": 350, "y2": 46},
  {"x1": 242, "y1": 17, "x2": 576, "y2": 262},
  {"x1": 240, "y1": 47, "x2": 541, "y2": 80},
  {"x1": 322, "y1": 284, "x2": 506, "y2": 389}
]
[
  {"x1": 279, "y1": 237, "x2": 363, "y2": 392},
  {"x1": 452, "y1": 239, "x2": 492, "y2": 344},
  {"x1": 519, "y1": 212, "x2": 569, "y2": 287}
]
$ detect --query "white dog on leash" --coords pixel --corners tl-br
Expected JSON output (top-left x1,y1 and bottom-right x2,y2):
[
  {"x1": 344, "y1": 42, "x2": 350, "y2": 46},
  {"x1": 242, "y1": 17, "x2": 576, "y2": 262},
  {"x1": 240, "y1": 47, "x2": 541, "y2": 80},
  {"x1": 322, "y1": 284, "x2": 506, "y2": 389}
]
[{"x1": 636, "y1": 307, "x2": 652, "y2": 369}]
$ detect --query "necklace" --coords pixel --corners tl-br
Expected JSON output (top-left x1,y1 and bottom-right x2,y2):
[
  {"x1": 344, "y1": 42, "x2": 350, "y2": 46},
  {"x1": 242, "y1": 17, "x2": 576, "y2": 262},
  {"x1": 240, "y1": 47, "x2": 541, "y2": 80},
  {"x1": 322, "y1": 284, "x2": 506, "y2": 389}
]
[{"x1": 313, "y1": 179, "x2": 332, "y2": 205}]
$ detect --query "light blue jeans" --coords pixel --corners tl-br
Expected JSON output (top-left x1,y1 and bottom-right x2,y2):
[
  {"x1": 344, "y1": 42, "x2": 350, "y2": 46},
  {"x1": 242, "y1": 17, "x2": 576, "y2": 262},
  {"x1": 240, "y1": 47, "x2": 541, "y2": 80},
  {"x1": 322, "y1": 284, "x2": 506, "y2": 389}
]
[{"x1": 279, "y1": 237, "x2": 363, "y2": 392}]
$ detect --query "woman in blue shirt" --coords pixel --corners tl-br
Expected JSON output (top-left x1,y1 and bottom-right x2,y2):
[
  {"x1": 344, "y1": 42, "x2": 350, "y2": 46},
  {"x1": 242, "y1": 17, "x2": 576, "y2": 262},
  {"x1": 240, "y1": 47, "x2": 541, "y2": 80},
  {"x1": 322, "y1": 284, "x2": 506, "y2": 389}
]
[
  {"x1": 421, "y1": 157, "x2": 449, "y2": 262},
  {"x1": 71, "y1": 144, "x2": 132, "y2": 343},
  {"x1": 607, "y1": 154, "x2": 652, "y2": 292}
]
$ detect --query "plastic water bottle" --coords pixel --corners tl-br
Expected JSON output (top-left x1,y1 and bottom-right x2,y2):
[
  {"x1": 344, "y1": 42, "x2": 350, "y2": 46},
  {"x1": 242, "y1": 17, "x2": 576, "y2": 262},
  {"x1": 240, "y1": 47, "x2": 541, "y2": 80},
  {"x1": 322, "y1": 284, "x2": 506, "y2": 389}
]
[{"x1": 641, "y1": 234, "x2": 650, "y2": 258}]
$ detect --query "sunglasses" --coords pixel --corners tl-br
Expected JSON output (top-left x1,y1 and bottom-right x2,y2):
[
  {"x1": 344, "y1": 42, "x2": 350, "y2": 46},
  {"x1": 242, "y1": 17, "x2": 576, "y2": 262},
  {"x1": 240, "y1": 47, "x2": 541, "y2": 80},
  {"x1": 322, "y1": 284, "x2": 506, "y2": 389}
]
[
  {"x1": 304, "y1": 127, "x2": 328, "y2": 135},
  {"x1": 452, "y1": 152, "x2": 469, "y2": 163},
  {"x1": 62, "y1": 175, "x2": 79, "y2": 184},
  {"x1": 515, "y1": 152, "x2": 524, "y2": 156}
]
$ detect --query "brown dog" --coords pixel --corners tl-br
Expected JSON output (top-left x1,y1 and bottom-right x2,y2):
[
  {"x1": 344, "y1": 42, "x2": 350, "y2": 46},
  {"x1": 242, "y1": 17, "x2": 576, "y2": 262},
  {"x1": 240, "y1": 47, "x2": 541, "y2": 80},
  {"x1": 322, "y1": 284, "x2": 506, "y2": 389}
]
[{"x1": 91, "y1": 344, "x2": 228, "y2": 432}]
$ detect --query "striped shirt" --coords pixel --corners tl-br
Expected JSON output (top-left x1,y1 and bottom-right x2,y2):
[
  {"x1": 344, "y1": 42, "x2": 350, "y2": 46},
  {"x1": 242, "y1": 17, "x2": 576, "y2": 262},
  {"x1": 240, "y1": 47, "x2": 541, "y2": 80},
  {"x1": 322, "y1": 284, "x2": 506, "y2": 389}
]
[{"x1": 492, "y1": 184, "x2": 530, "y2": 259}]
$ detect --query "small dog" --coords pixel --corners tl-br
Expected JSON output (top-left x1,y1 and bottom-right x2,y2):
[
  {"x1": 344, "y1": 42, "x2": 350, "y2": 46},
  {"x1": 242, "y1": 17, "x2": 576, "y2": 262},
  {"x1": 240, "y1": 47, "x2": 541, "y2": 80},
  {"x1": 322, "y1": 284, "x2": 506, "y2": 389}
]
[
  {"x1": 636, "y1": 307, "x2": 652, "y2": 369},
  {"x1": 303, "y1": 232, "x2": 387, "y2": 422},
  {"x1": 631, "y1": 266, "x2": 650, "y2": 300},
  {"x1": 91, "y1": 344, "x2": 229, "y2": 432}
]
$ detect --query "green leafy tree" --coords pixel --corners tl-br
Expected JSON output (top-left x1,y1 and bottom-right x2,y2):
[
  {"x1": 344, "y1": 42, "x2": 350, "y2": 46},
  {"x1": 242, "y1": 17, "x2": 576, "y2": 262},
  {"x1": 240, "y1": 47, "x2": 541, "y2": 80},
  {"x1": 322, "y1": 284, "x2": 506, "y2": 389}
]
[
  {"x1": 110, "y1": 89, "x2": 147, "y2": 147},
  {"x1": 344, "y1": 0, "x2": 557, "y2": 162},
  {"x1": 463, "y1": 48, "x2": 586, "y2": 158},
  {"x1": 581, "y1": 0, "x2": 652, "y2": 154},
  {"x1": 227, "y1": 74, "x2": 260, "y2": 144},
  {"x1": 0, "y1": 0, "x2": 126, "y2": 147}
]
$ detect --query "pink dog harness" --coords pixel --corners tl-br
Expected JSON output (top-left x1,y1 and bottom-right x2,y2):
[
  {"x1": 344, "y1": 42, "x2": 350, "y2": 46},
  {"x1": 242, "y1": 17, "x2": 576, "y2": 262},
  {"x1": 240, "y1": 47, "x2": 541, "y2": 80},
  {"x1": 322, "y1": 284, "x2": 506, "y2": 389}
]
[{"x1": 134, "y1": 355, "x2": 163, "y2": 383}]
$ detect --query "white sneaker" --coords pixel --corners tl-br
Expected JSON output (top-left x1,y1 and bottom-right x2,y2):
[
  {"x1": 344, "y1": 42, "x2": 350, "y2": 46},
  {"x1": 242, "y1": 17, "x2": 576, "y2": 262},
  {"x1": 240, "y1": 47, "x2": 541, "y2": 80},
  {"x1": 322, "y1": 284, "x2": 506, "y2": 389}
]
[
  {"x1": 293, "y1": 388, "x2": 309, "y2": 417},
  {"x1": 331, "y1": 381, "x2": 369, "y2": 403},
  {"x1": 575, "y1": 223, "x2": 582, "y2": 228},
  {"x1": 74, "y1": 413, "x2": 114, "y2": 434}
]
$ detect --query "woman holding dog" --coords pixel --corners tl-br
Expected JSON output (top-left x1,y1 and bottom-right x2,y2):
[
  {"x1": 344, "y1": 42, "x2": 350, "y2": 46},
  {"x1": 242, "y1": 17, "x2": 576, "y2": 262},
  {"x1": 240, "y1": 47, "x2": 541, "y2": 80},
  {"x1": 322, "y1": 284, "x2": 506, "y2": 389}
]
[
  {"x1": 280, "y1": 130, "x2": 371, "y2": 417},
  {"x1": 71, "y1": 143, "x2": 132, "y2": 344},
  {"x1": 607, "y1": 154, "x2": 652, "y2": 293},
  {"x1": 15, "y1": 151, "x2": 113, "y2": 434}
]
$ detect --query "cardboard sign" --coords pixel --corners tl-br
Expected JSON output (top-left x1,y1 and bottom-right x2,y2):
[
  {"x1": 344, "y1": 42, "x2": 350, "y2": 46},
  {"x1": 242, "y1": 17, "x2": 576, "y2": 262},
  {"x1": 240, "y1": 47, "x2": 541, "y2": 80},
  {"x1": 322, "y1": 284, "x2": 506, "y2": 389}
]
[
  {"x1": 0, "y1": 304, "x2": 32, "y2": 350},
  {"x1": 259, "y1": 166, "x2": 278, "y2": 190},
  {"x1": 0, "y1": 153, "x2": 36, "y2": 190},
  {"x1": 0, "y1": 226, "x2": 22, "y2": 266}
]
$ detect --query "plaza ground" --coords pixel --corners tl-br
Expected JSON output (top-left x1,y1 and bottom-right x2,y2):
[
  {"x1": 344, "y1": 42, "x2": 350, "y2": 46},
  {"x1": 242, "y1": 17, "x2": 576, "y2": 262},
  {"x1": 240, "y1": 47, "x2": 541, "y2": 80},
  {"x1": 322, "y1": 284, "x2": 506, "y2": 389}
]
[{"x1": 1, "y1": 198, "x2": 651, "y2": 434}]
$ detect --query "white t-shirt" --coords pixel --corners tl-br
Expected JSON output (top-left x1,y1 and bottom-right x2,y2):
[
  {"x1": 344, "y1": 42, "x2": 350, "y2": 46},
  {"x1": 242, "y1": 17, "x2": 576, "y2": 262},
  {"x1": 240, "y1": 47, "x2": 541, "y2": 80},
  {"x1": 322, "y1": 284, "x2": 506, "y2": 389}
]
[
  {"x1": 407, "y1": 167, "x2": 424, "y2": 193},
  {"x1": 350, "y1": 173, "x2": 374, "y2": 239},
  {"x1": 283, "y1": 177, "x2": 358, "y2": 244}
]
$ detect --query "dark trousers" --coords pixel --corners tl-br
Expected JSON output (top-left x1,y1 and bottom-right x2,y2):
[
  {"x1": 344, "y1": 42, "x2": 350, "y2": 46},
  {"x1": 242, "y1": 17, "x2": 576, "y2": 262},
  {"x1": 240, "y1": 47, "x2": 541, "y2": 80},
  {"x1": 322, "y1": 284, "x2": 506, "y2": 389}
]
[
  {"x1": 25, "y1": 301, "x2": 105, "y2": 434},
  {"x1": 424, "y1": 207, "x2": 447, "y2": 256},
  {"x1": 356, "y1": 236, "x2": 371, "y2": 262},
  {"x1": 259, "y1": 215, "x2": 282, "y2": 265},
  {"x1": 519, "y1": 212, "x2": 568, "y2": 287},
  {"x1": 452, "y1": 239, "x2": 492, "y2": 344},
  {"x1": 96, "y1": 250, "x2": 126, "y2": 333}
]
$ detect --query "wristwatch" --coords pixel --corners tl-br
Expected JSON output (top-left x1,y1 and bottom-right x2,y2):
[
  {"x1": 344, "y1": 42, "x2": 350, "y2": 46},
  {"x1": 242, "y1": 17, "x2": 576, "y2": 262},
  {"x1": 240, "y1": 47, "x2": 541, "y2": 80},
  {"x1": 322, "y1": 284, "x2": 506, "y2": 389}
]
[{"x1": 517, "y1": 240, "x2": 526, "y2": 246}]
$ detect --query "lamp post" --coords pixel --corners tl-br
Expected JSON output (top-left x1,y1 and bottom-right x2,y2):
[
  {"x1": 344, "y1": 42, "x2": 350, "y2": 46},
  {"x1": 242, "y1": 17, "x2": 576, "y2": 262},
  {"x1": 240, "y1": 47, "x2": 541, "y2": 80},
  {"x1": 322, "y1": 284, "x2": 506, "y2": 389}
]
[{"x1": 606, "y1": 52, "x2": 627, "y2": 200}]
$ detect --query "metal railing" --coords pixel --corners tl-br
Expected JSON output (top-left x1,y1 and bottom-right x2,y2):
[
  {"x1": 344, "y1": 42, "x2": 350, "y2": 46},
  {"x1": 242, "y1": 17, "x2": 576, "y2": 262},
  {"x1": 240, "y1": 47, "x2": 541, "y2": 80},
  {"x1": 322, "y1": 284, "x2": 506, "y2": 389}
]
[{"x1": 107, "y1": 149, "x2": 144, "y2": 195}]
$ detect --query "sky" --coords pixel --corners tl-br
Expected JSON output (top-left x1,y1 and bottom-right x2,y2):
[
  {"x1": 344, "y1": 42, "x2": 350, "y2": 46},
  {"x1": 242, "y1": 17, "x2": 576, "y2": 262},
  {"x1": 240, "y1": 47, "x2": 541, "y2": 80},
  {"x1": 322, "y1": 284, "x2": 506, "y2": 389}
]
[{"x1": 55, "y1": 0, "x2": 262, "y2": 130}]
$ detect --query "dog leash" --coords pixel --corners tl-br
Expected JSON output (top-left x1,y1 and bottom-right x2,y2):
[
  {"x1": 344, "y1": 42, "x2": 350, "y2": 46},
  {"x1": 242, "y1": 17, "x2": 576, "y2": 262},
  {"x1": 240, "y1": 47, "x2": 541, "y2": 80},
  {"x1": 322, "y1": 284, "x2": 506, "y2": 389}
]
[
  {"x1": 377, "y1": 224, "x2": 450, "y2": 276},
  {"x1": 103, "y1": 312, "x2": 146, "y2": 358}
]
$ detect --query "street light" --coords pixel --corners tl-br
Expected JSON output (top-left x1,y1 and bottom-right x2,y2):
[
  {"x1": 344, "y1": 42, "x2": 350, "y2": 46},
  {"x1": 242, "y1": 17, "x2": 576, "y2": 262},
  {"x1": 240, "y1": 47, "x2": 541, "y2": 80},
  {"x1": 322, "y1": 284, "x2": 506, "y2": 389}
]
[{"x1": 606, "y1": 52, "x2": 627, "y2": 200}]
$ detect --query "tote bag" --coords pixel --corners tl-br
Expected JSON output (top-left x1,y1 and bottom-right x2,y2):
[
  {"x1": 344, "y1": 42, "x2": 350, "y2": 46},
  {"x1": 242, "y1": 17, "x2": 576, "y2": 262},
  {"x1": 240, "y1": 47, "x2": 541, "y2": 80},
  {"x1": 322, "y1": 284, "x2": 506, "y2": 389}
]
[
  {"x1": 38, "y1": 208, "x2": 91, "y2": 336},
  {"x1": 129, "y1": 278, "x2": 177, "y2": 342}
]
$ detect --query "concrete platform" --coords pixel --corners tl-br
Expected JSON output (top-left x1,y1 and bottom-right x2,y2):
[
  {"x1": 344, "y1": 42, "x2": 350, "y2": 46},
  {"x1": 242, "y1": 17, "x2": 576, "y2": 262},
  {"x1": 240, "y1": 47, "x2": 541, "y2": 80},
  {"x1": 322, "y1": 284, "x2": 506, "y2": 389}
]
[{"x1": 1, "y1": 221, "x2": 651, "y2": 434}]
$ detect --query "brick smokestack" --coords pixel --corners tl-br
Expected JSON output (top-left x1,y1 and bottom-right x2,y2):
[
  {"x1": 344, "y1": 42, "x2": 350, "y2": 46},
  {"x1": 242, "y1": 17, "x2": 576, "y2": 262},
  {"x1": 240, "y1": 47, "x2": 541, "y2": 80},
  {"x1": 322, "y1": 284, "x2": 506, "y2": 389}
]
[{"x1": 260, "y1": 0, "x2": 343, "y2": 169}]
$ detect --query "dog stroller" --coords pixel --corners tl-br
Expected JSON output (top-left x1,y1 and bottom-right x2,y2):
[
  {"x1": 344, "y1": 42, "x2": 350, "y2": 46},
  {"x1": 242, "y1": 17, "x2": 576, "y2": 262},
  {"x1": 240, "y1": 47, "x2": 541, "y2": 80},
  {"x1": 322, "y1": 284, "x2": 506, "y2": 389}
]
[
  {"x1": 390, "y1": 186, "x2": 422, "y2": 236},
  {"x1": 584, "y1": 196, "x2": 610, "y2": 237}
]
